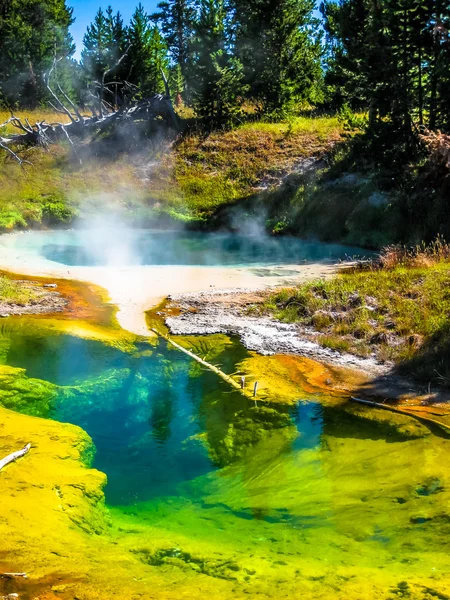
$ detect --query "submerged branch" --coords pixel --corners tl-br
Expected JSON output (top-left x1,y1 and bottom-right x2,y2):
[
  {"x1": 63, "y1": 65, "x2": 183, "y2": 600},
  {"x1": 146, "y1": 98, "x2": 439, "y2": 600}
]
[
  {"x1": 350, "y1": 397, "x2": 450, "y2": 434},
  {"x1": 0, "y1": 443, "x2": 31, "y2": 471},
  {"x1": 151, "y1": 328, "x2": 253, "y2": 399}
]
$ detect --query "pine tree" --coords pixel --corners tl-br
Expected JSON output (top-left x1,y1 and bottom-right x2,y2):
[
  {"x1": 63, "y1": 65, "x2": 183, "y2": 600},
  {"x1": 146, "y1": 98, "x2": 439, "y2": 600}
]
[
  {"x1": 151, "y1": 0, "x2": 196, "y2": 89},
  {"x1": 128, "y1": 4, "x2": 169, "y2": 95},
  {"x1": 81, "y1": 8, "x2": 128, "y2": 83},
  {"x1": 321, "y1": 0, "x2": 450, "y2": 133},
  {"x1": 0, "y1": 0, "x2": 75, "y2": 107},
  {"x1": 429, "y1": 1, "x2": 450, "y2": 130},
  {"x1": 187, "y1": 0, "x2": 248, "y2": 126},
  {"x1": 80, "y1": 6, "x2": 130, "y2": 109},
  {"x1": 231, "y1": 0, "x2": 322, "y2": 114},
  {"x1": 81, "y1": 8, "x2": 110, "y2": 84}
]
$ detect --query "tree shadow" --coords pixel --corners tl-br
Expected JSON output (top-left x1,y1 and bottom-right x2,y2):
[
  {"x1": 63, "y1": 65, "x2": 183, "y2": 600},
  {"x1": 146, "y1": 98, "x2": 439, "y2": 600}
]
[
  {"x1": 352, "y1": 324, "x2": 450, "y2": 404},
  {"x1": 396, "y1": 324, "x2": 450, "y2": 391},
  {"x1": 204, "y1": 142, "x2": 395, "y2": 249}
]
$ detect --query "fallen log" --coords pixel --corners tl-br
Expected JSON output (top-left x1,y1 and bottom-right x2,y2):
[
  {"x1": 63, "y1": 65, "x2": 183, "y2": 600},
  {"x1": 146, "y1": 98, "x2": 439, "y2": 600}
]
[
  {"x1": 0, "y1": 58, "x2": 179, "y2": 165},
  {"x1": 150, "y1": 328, "x2": 253, "y2": 399},
  {"x1": 0, "y1": 443, "x2": 31, "y2": 472},
  {"x1": 350, "y1": 396, "x2": 450, "y2": 434}
]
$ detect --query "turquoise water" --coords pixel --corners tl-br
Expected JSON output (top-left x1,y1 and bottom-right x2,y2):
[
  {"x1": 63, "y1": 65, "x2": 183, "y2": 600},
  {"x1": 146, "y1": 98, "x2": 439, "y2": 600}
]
[
  {"x1": 2, "y1": 328, "x2": 299, "y2": 504},
  {"x1": 5, "y1": 229, "x2": 370, "y2": 267},
  {"x1": 2, "y1": 322, "x2": 450, "y2": 598}
]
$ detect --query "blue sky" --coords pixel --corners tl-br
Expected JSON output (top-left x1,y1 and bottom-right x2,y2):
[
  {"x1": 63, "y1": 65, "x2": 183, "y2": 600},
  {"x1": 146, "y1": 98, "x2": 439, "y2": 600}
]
[
  {"x1": 69, "y1": 0, "x2": 159, "y2": 59},
  {"x1": 69, "y1": 0, "x2": 322, "y2": 61}
]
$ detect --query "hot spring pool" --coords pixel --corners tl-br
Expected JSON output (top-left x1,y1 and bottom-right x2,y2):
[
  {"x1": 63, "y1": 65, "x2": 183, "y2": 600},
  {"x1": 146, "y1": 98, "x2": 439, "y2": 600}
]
[
  {"x1": 0, "y1": 228, "x2": 369, "y2": 267},
  {"x1": 0, "y1": 231, "x2": 448, "y2": 599},
  {"x1": 0, "y1": 318, "x2": 449, "y2": 599}
]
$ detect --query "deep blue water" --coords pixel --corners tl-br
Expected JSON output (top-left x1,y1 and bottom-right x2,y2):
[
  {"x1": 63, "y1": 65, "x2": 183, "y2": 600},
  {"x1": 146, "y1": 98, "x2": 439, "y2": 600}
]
[{"x1": 0, "y1": 326, "x2": 329, "y2": 505}]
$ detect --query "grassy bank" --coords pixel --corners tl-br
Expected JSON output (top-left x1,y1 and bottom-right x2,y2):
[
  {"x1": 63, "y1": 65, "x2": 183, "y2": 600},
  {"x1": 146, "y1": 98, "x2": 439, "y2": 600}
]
[
  {"x1": 0, "y1": 275, "x2": 39, "y2": 305},
  {"x1": 146, "y1": 116, "x2": 343, "y2": 222},
  {"x1": 2, "y1": 109, "x2": 445, "y2": 251},
  {"x1": 265, "y1": 244, "x2": 450, "y2": 386},
  {"x1": 0, "y1": 110, "x2": 343, "y2": 230}
]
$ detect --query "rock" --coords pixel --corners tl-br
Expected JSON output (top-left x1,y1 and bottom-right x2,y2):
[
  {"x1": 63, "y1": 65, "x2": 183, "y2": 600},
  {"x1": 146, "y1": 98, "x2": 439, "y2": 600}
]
[
  {"x1": 44, "y1": 283, "x2": 58, "y2": 288},
  {"x1": 364, "y1": 295, "x2": 379, "y2": 308},
  {"x1": 348, "y1": 292, "x2": 363, "y2": 308},
  {"x1": 370, "y1": 331, "x2": 389, "y2": 345},
  {"x1": 0, "y1": 314, "x2": 10, "y2": 318}
]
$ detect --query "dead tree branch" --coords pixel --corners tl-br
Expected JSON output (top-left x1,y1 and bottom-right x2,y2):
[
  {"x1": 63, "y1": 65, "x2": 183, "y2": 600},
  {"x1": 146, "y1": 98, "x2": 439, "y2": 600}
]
[
  {"x1": 0, "y1": 443, "x2": 31, "y2": 471},
  {"x1": 0, "y1": 58, "x2": 179, "y2": 165}
]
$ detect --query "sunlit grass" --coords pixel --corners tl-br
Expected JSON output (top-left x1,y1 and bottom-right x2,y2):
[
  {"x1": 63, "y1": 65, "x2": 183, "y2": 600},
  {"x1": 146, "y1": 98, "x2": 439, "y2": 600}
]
[
  {"x1": 265, "y1": 258, "x2": 450, "y2": 382},
  {"x1": 148, "y1": 114, "x2": 344, "y2": 220},
  {"x1": 0, "y1": 276, "x2": 38, "y2": 305},
  {"x1": 0, "y1": 109, "x2": 72, "y2": 134},
  {"x1": 239, "y1": 115, "x2": 342, "y2": 138},
  {"x1": 0, "y1": 110, "x2": 344, "y2": 228}
]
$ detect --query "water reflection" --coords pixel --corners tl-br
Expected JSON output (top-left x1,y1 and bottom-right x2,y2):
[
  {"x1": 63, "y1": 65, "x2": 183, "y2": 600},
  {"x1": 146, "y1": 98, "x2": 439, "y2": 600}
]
[{"x1": 1, "y1": 320, "x2": 450, "y2": 561}]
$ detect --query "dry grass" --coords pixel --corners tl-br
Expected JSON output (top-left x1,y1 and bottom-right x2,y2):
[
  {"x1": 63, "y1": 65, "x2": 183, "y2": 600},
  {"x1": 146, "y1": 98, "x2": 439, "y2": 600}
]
[
  {"x1": 0, "y1": 109, "x2": 72, "y2": 134},
  {"x1": 376, "y1": 237, "x2": 450, "y2": 269}
]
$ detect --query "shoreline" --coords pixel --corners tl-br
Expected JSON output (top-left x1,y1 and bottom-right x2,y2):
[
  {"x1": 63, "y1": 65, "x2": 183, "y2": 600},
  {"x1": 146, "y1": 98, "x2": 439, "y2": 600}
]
[
  {"x1": 160, "y1": 288, "x2": 450, "y2": 404},
  {"x1": 0, "y1": 278, "x2": 67, "y2": 317},
  {"x1": 0, "y1": 230, "x2": 338, "y2": 335},
  {"x1": 161, "y1": 288, "x2": 386, "y2": 376}
]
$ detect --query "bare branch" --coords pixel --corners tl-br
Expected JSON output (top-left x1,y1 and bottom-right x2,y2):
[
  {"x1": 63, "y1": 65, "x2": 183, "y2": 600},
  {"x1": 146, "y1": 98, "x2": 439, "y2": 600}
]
[
  {"x1": 99, "y1": 45, "x2": 131, "y2": 116},
  {"x1": 160, "y1": 67, "x2": 171, "y2": 98},
  {"x1": 0, "y1": 443, "x2": 31, "y2": 471},
  {"x1": 56, "y1": 82, "x2": 83, "y2": 121},
  {"x1": 0, "y1": 140, "x2": 32, "y2": 167},
  {"x1": 45, "y1": 58, "x2": 77, "y2": 123},
  {"x1": 48, "y1": 101, "x2": 70, "y2": 116}
]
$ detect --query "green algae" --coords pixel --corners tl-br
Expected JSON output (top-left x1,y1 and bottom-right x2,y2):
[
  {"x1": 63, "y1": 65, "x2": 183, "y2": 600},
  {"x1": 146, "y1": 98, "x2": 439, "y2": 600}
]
[
  {"x1": 0, "y1": 364, "x2": 57, "y2": 417},
  {"x1": 1, "y1": 316, "x2": 450, "y2": 599}
]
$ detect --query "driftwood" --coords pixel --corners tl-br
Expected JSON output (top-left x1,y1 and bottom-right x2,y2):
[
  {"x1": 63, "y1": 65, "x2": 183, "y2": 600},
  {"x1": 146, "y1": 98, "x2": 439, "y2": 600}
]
[
  {"x1": 0, "y1": 57, "x2": 179, "y2": 166},
  {"x1": 350, "y1": 396, "x2": 450, "y2": 434},
  {"x1": 0, "y1": 574, "x2": 27, "y2": 579},
  {"x1": 151, "y1": 328, "x2": 254, "y2": 399},
  {"x1": 0, "y1": 443, "x2": 31, "y2": 472}
]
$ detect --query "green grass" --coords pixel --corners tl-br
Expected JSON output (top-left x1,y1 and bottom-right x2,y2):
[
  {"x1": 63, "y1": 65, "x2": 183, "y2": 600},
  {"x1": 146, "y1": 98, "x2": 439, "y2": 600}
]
[
  {"x1": 0, "y1": 111, "x2": 345, "y2": 230},
  {"x1": 265, "y1": 261, "x2": 450, "y2": 385},
  {"x1": 146, "y1": 115, "x2": 343, "y2": 222},
  {"x1": 0, "y1": 276, "x2": 39, "y2": 305},
  {"x1": 239, "y1": 115, "x2": 342, "y2": 138}
]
